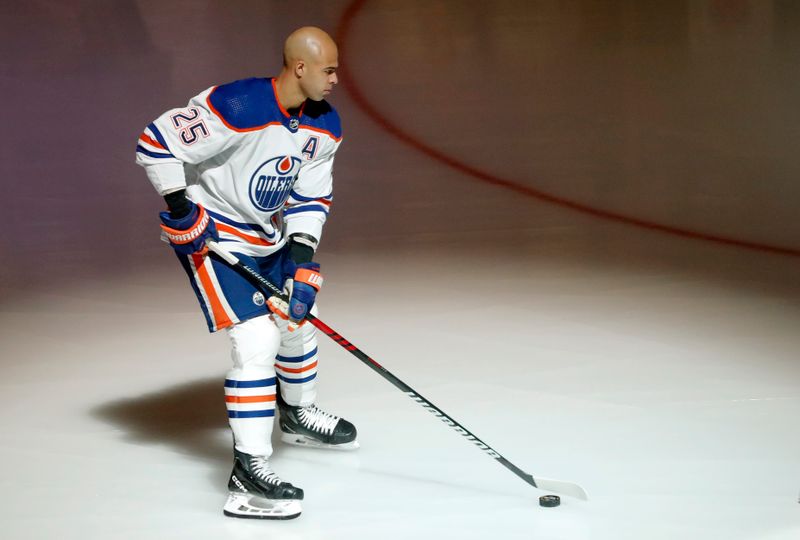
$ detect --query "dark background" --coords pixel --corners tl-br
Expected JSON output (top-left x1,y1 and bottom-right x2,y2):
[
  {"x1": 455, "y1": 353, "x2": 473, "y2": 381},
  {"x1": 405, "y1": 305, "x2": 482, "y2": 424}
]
[{"x1": 2, "y1": 0, "x2": 798, "y2": 303}]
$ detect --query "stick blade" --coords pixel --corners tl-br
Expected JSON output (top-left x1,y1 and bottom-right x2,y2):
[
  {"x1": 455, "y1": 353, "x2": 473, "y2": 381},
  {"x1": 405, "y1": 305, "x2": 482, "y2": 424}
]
[{"x1": 533, "y1": 476, "x2": 589, "y2": 500}]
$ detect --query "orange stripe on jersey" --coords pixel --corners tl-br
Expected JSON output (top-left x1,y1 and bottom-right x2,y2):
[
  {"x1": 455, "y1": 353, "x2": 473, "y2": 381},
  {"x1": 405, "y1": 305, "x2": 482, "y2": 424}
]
[
  {"x1": 205, "y1": 88, "x2": 283, "y2": 133},
  {"x1": 192, "y1": 253, "x2": 233, "y2": 329},
  {"x1": 139, "y1": 133, "x2": 166, "y2": 149},
  {"x1": 284, "y1": 197, "x2": 332, "y2": 207},
  {"x1": 275, "y1": 361, "x2": 318, "y2": 374},
  {"x1": 299, "y1": 125, "x2": 342, "y2": 142},
  {"x1": 215, "y1": 222, "x2": 275, "y2": 246},
  {"x1": 225, "y1": 395, "x2": 277, "y2": 403}
]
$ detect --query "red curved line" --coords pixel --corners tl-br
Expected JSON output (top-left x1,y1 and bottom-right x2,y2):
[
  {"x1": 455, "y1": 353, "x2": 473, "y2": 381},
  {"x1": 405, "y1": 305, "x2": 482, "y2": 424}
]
[{"x1": 336, "y1": 0, "x2": 800, "y2": 258}]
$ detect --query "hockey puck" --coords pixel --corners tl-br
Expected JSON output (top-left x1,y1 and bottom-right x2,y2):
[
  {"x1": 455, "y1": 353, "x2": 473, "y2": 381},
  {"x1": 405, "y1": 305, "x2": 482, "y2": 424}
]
[{"x1": 539, "y1": 495, "x2": 560, "y2": 507}]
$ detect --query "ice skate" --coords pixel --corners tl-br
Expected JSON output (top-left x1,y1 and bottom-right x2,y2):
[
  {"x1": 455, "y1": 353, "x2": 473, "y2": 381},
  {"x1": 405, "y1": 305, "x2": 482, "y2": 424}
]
[
  {"x1": 223, "y1": 448, "x2": 304, "y2": 520},
  {"x1": 278, "y1": 400, "x2": 359, "y2": 450}
]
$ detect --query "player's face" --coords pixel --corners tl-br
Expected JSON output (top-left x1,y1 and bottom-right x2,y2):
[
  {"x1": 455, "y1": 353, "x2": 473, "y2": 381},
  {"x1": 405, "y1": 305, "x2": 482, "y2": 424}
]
[{"x1": 300, "y1": 48, "x2": 338, "y2": 101}]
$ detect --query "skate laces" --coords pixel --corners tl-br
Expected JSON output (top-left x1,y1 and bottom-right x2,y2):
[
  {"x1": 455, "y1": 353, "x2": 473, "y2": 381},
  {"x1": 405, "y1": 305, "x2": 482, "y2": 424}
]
[
  {"x1": 249, "y1": 456, "x2": 282, "y2": 486},
  {"x1": 297, "y1": 405, "x2": 340, "y2": 435}
]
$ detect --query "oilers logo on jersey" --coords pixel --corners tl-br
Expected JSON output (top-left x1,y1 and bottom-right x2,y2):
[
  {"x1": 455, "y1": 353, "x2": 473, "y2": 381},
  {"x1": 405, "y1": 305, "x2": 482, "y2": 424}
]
[{"x1": 249, "y1": 156, "x2": 301, "y2": 212}]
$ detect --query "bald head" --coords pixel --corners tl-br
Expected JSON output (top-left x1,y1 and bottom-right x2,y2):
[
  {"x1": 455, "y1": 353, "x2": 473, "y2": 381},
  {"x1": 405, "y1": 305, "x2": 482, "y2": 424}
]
[
  {"x1": 278, "y1": 26, "x2": 339, "y2": 103},
  {"x1": 283, "y1": 26, "x2": 337, "y2": 67}
]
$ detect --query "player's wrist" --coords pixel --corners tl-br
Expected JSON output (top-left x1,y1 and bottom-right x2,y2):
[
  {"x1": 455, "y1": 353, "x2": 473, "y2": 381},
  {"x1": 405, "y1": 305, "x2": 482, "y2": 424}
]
[
  {"x1": 287, "y1": 233, "x2": 318, "y2": 264},
  {"x1": 163, "y1": 189, "x2": 192, "y2": 219}
]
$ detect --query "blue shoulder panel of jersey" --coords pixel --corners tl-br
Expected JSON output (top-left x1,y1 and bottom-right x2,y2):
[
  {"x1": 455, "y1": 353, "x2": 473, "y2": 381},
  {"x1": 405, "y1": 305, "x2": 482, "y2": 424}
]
[
  {"x1": 207, "y1": 78, "x2": 280, "y2": 130},
  {"x1": 301, "y1": 100, "x2": 343, "y2": 139}
]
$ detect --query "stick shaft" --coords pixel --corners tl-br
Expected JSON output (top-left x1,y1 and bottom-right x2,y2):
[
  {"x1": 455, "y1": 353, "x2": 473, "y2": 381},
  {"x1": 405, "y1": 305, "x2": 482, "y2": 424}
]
[
  {"x1": 206, "y1": 241, "x2": 586, "y2": 498},
  {"x1": 305, "y1": 313, "x2": 538, "y2": 487}
]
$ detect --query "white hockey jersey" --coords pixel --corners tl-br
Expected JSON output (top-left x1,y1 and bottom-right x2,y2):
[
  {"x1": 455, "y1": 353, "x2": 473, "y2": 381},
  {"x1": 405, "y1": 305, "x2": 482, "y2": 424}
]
[{"x1": 135, "y1": 77, "x2": 341, "y2": 257}]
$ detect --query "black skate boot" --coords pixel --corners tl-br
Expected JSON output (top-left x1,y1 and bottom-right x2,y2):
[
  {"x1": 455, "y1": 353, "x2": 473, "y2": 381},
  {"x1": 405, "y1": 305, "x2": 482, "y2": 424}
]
[
  {"x1": 223, "y1": 448, "x2": 304, "y2": 519},
  {"x1": 278, "y1": 398, "x2": 359, "y2": 450}
]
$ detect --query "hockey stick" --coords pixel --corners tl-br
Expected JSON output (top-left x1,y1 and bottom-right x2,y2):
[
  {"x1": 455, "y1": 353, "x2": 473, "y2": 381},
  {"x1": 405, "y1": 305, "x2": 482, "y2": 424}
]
[{"x1": 206, "y1": 240, "x2": 588, "y2": 501}]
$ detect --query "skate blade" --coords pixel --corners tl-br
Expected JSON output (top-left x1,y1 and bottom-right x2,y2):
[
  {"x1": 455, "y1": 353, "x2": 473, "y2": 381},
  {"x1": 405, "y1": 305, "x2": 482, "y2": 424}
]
[
  {"x1": 223, "y1": 492, "x2": 302, "y2": 520},
  {"x1": 281, "y1": 432, "x2": 360, "y2": 451}
]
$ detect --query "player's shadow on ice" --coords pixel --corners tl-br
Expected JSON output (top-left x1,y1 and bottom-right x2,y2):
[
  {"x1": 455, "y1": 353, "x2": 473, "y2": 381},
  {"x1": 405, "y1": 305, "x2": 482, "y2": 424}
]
[
  {"x1": 93, "y1": 378, "x2": 527, "y2": 499},
  {"x1": 91, "y1": 377, "x2": 300, "y2": 490},
  {"x1": 92, "y1": 377, "x2": 233, "y2": 464}
]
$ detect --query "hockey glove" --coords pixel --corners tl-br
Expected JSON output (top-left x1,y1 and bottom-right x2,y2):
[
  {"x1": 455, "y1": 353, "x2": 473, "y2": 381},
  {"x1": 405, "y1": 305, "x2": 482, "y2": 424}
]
[
  {"x1": 268, "y1": 262, "x2": 323, "y2": 331},
  {"x1": 159, "y1": 201, "x2": 218, "y2": 256}
]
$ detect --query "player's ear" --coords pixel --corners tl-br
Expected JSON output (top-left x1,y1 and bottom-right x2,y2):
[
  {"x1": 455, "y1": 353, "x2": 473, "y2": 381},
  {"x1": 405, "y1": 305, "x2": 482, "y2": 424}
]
[{"x1": 294, "y1": 60, "x2": 305, "y2": 78}]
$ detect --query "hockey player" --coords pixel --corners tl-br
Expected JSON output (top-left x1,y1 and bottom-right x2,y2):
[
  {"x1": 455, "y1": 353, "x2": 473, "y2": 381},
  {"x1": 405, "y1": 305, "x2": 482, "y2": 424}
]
[{"x1": 135, "y1": 27, "x2": 356, "y2": 520}]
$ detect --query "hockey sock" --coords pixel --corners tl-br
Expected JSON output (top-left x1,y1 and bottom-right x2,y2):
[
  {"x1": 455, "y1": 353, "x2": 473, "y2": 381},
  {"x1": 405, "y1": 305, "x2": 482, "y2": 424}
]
[
  {"x1": 226, "y1": 316, "x2": 282, "y2": 456},
  {"x1": 274, "y1": 309, "x2": 319, "y2": 406}
]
